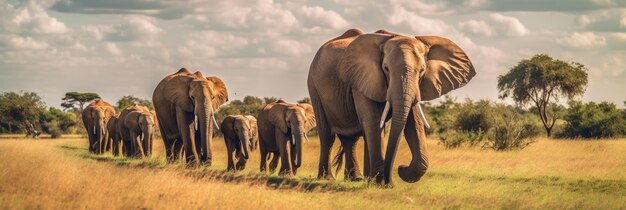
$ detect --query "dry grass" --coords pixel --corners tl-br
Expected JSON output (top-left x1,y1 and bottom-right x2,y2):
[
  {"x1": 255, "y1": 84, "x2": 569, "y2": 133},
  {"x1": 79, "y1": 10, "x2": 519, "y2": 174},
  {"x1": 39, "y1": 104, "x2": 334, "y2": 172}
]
[{"x1": 0, "y1": 136, "x2": 625, "y2": 209}]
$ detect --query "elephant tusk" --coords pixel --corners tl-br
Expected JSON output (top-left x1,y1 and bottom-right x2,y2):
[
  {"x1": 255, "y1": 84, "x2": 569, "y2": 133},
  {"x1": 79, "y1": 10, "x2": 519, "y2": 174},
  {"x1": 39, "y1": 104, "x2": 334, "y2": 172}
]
[
  {"x1": 212, "y1": 114, "x2": 220, "y2": 130},
  {"x1": 379, "y1": 101, "x2": 391, "y2": 128},
  {"x1": 417, "y1": 102, "x2": 430, "y2": 129},
  {"x1": 194, "y1": 115, "x2": 198, "y2": 131},
  {"x1": 291, "y1": 134, "x2": 295, "y2": 145},
  {"x1": 304, "y1": 133, "x2": 310, "y2": 144},
  {"x1": 93, "y1": 125, "x2": 96, "y2": 135},
  {"x1": 140, "y1": 132, "x2": 144, "y2": 141}
]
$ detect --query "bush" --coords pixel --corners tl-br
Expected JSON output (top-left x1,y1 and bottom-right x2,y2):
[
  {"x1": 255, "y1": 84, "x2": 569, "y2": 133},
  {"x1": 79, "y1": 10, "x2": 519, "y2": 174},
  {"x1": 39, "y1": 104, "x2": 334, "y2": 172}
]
[
  {"x1": 557, "y1": 101, "x2": 626, "y2": 138},
  {"x1": 484, "y1": 107, "x2": 537, "y2": 151},
  {"x1": 436, "y1": 99, "x2": 540, "y2": 151},
  {"x1": 45, "y1": 120, "x2": 63, "y2": 138}
]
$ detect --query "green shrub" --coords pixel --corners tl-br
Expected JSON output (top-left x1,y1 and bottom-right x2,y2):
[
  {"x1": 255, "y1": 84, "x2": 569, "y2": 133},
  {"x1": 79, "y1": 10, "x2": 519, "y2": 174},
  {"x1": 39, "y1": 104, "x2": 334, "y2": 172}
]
[
  {"x1": 557, "y1": 101, "x2": 626, "y2": 138},
  {"x1": 484, "y1": 108, "x2": 537, "y2": 151},
  {"x1": 45, "y1": 120, "x2": 63, "y2": 138}
]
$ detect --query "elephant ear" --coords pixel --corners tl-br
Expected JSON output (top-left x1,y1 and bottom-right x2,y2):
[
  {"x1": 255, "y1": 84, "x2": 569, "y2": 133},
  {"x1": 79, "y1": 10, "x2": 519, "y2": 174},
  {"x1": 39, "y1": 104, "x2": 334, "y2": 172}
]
[
  {"x1": 415, "y1": 36, "x2": 476, "y2": 101},
  {"x1": 338, "y1": 33, "x2": 394, "y2": 102},
  {"x1": 269, "y1": 105, "x2": 288, "y2": 133},
  {"x1": 296, "y1": 103, "x2": 316, "y2": 131},
  {"x1": 123, "y1": 111, "x2": 141, "y2": 130},
  {"x1": 206, "y1": 76, "x2": 229, "y2": 110},
  {"x1": 164, "y1": 75, "x2": 194, "y2": 112}
]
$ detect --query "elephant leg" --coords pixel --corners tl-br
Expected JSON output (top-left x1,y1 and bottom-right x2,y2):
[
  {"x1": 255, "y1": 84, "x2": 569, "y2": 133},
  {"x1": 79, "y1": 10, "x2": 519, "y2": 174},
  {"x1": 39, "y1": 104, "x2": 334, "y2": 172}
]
[
  {"x1": 363, "y1": 138, "x2": 370, "y2": 178},
  {"x1": 268, "y1": 152, "x2": 279, "y2": 173},
  {"x1": 176, "y1": 107, "x2": 199, "y2": 165},
  {"x1": 278, "y1": 134, "x2": 293, "y2": 176},
  {"x1": 354, "y1": 94, "x2": 386, "y2": 183},
  {"x1": 290, "y1": 142, "x2": 298, "y2": 175},
  {"x1": 235, "y1": 153, "x2": 246, "y2": 171},
  {"x1": 338, "y1": 135, "x2": 364, "y2": 181},
  {"x1": 225, "y1": 138, "x2": 235, "y2": 171},
  {"x1": 173, "y1": 139, "x2": 184, "y2": 161},
  {"x1": 259, "y1": 146, "x2": 268, "y2": 172},
  {"x1": 317, "y1": 124, "x2": 336, "y2": 180}
]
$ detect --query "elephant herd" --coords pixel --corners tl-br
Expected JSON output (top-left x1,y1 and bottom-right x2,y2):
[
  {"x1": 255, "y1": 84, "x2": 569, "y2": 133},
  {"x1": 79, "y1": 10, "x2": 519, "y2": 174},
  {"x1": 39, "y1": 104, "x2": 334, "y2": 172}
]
[{"x1": 81, "y1": 29, "x2": 476, "y2": 186}]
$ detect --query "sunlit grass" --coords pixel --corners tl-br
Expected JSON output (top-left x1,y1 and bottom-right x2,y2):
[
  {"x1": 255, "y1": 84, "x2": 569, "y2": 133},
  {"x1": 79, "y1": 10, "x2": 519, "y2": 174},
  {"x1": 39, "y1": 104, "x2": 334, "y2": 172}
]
[{"x1": 0, "y1": 135, "x2": 625, "y2": 209}]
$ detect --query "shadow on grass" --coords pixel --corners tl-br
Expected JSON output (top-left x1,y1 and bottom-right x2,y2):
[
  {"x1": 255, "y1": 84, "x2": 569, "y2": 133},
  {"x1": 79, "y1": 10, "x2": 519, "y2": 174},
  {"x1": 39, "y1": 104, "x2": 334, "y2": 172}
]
[{"x1": 58, "y1": 143, "x2": 370, "y2": 192}]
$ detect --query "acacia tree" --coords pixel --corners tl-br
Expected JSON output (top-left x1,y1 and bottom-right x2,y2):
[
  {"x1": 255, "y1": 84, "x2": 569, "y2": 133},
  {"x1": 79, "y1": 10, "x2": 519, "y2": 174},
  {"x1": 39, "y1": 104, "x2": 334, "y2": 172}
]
[
  {"x1": 61, "y1": 92, "x2": 100, "y2": 112},
  {"x1": 116, "y1": 95, "x2": 153, "y2": 111},
  {"x1": 497, "y1": 54, "x2": 588, "y2": 137}
]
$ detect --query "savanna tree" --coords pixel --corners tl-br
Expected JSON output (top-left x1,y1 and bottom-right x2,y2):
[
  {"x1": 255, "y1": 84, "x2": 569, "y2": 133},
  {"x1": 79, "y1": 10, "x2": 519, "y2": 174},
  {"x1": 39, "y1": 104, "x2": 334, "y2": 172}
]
[
  {"x1": 497, "y1": 54, "x2": 588, "y2": 137},
  {"x1": 116, "y1": 95, "x2": 153, "y2": 111},
  {"x1": 61, "y1": 92, "x2": 100, "y2": 112},
  {"x1": 0, "y1": 91, "x2": 47, "y2": 136}
]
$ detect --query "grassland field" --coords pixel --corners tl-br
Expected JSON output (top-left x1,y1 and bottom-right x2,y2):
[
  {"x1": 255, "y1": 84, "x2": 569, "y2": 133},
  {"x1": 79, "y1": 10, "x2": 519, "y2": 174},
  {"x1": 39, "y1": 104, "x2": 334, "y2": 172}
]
[{"x1": 0, "y1": 135, "x2": 625, "y2": 209}]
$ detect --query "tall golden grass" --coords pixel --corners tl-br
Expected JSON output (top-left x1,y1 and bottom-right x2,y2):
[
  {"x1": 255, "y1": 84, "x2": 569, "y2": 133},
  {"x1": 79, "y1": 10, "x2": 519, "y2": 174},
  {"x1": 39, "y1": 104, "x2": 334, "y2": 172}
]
[{"x1": 0, "y1": 136, "x2": 625, "y2": 209}]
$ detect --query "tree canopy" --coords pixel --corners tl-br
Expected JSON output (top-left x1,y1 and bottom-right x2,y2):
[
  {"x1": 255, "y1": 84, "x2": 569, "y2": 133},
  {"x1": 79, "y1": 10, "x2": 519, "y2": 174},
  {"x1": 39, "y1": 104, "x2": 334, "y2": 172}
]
[
  {"x1": 116, "y1": 95, "x2": 153, "y2": 111},
  {"x1": 497, "y1": 54, "x2": 588, "y2": 137},
  {"x1": 61, "y1": 92, "x2": 100, "y2": 112},
  {"x1": 0, "y1": 91, "x2": 47, "y2": 135}
]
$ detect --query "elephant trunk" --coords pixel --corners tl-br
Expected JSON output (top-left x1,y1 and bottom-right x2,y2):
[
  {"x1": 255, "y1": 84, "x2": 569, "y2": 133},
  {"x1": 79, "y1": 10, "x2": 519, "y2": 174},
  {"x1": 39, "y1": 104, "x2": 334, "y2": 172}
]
[
  {"x1": 197, "y1": 98, "x2": 213, "y2": 164},
  {"x1": 397, "y1": 89, "x2": 429, "y2": 183},
  {"x1": 142, "y1": 123, "x2": 153, "y2": 157},
  {"x1": 95, "y1": 119, "x2": 105, "y2": 154},
  {"x1": 383, "y1": 74, "x2": 415, "y2": 185},
  {"x1": 292, "y1": 124, "x2": 304, "y2": 169},
  {"x1": 237, "y1": 129, "x2": 250, "y2": 160}
]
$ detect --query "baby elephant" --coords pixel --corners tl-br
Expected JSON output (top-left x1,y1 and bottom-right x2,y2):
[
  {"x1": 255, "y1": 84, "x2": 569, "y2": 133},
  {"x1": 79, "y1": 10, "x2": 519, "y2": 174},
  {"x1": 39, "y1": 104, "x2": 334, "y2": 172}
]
[
  {"x1": 220, "y1": 115, "x2": 258, "y2": 171},
  {"x1": 258, "y1": 100, "x2": 316, "y2": 175}
]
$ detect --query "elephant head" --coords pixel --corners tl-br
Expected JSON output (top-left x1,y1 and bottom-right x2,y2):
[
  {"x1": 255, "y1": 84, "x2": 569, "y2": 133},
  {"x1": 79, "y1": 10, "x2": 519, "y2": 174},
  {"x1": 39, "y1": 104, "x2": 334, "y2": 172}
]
[
  {"x1": 269, "y1": 102, "x2": 316, "y2": 168},
  {"x1": 226, "y1": 115, "x2": 258, "y2": 160},
  {"x1": 163, "y1": 69, "x2": 228, "y2": 162},
  {"x1": 124, "y1": 110, "x2": 157, "y2": 157},
  {"x1": 338, "y1": 30, "x2": 475, "y2": 184}
]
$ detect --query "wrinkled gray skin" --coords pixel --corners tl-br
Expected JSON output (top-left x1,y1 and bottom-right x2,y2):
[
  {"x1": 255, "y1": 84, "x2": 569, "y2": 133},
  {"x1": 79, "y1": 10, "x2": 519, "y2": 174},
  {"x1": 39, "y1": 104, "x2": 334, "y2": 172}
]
[
  {"x1": 307, "y1": 29, "x2": 476, "y2": 186},
  {"x1": 220, "y1": 115, "x2": 258, "y2": 171}
]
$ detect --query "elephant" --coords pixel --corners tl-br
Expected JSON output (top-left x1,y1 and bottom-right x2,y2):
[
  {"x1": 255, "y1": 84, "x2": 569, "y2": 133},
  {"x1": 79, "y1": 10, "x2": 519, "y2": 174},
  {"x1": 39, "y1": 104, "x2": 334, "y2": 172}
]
[
  {"x1": 152, "y1": 68, "x2": 228, "y2": 165},
  {"x1": 257, "y1": 100, "x2": 316, "y2": 175},
  {"x1": 121, "y1": 108, "x2": 157, "y2": 158},
  {"x1": 81, "y1": 100, "x2": 116, "y2": 154},
  {"x1": 307, "y1": 29, "x2": 476, "y2": 185},
  {"x1": 220, "y1": 115, "x2": 258, "y2": 171},
  {"x1": 107, "y1": 115, "x2": 122, "y2": 155},
  {"x1": 116, "y1": 105, "x2": 152, "y2": 157}
]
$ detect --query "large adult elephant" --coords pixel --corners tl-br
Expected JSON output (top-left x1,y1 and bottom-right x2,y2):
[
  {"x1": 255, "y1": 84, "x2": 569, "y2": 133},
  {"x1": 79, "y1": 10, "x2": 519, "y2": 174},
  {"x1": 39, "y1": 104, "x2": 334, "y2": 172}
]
[
  {"x1": 153, "y1": 68, "x2": 228, "y2": 165},
  {"x1": 81, "y1": 100, "x2": 116, "y2": 154},
  {"x1": 117, "y1": 105, "x2": 152, "y2": 157},
  {"x1": 220, "y1": 115, "x2": 258, "y2": 171},
  {"x1": 307, "y1": 29, "x2": 476, "y2": 185},
  {"x1": 257, "y1": 100, "x2": 316, "y2": 175}
]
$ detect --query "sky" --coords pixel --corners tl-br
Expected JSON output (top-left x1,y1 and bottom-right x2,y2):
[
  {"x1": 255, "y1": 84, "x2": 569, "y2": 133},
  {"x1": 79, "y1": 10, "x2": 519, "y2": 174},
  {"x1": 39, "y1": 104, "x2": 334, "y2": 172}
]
[{"x1": 0, "y1": 0, "x2": 625, "y2": 108}]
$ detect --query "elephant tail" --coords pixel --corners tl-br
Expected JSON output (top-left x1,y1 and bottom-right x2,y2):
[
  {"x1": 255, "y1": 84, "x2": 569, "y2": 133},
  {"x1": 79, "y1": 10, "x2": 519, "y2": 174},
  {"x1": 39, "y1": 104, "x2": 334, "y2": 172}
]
[{"x1": 332, "y1": 145, "x2": 344, "y2": 176}]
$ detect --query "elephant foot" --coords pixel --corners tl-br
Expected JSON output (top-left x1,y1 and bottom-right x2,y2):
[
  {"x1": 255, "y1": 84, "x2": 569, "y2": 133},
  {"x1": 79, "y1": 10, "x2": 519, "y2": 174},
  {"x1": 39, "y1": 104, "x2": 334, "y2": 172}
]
[
  {"x1": 346, "y1": 174, "x2": 365, "y2": 182},
  {"x1": 278, "y1": 168, "x2": 293, "y2": 176},
  {"x1": 235, "y1": 161, "x2": 246, "y2": 170},
  {"x1": 317, "y1": 173, "x2": 335, "y2": 181}
]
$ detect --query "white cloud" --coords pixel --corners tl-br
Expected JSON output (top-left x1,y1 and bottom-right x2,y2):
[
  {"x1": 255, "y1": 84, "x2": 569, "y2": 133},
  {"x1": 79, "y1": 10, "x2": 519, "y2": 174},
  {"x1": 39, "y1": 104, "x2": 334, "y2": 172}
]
[
  {"x1": 296, "y1": 6, "x2": 349, "y2": 30},
  {"x1": 557, "y1": 32, "x2": 607, "y2": 49},
  {"x1": 489, "y1": 13, "x2": 529, "y2": 36},
  {"x1": 272, "y1": 39, "x2": 312, "y2": 56},
  {"x1": 81, "y1": 16, "x2": 162, "y2": 42},
  {"x1": 459, "y1": 20, "x2": 495, "y2": 37},
  {"x1": 388, "y1": 6, "x2": 456, "y2": 35},
  {"x1": 1, "y1": 36, "x2": 49, "y2": 50},
  {"x1": 1, "y1": 1, "x2": 68, "y2": 34},
  {"x1": 105, "y1": 42, "x2": 122, "y2": 55}
]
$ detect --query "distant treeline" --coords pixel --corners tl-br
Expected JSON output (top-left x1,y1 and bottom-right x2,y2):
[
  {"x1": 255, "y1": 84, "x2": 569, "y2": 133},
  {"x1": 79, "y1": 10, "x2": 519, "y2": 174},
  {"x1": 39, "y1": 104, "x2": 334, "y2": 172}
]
[{"x1": 1, "y1": 91, "x2": 624, "y2": 142}]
